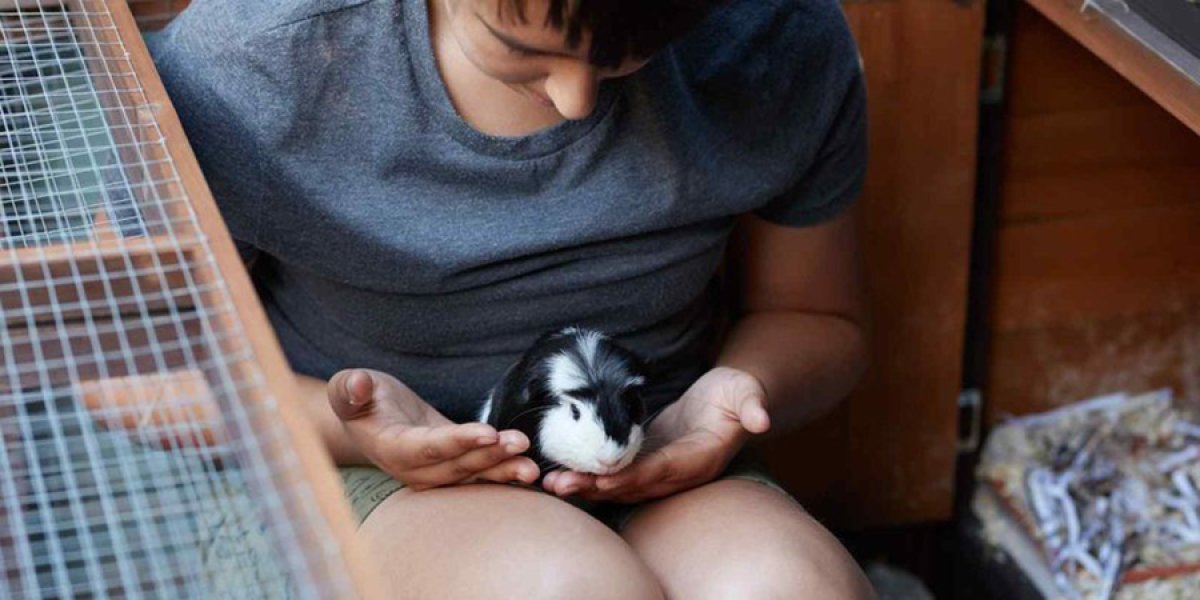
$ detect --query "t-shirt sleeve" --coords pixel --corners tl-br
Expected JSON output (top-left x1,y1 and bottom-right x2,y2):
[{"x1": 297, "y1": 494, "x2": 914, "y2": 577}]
[
  {"x1": 754, "y1": 63, "x2": 868, "y2": 228},
  {"x1": 690, "y1": 0, "x2": 869, "y2": 229},
  {"x1": 146, "y1": 5, "x2": 280, "y2": 262}
]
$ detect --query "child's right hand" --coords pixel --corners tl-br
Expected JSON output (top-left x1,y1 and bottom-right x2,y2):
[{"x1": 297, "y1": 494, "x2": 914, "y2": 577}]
[{"x1": 327, "y1": 369, "x2": 540, "y2": 490}]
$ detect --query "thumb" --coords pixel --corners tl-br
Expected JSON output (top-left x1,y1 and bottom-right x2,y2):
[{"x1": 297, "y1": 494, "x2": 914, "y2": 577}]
[
  {"x1": 735, "y1": 390, "x2": 771, "y2": 435},
  {"x1": 327, "y1": 369, "x2": 377, "y2": 422}
]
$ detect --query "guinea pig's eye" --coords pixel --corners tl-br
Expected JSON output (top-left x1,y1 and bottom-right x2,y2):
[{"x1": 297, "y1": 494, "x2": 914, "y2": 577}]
[{"x1": 570, "y1": 404, "x2": 581, "y2": 421}]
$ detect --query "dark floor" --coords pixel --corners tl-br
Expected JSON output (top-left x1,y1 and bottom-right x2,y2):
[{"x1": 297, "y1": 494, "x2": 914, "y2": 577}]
[{"x1": 840, "y1": 514, "x2": 1043, "y2": 600}]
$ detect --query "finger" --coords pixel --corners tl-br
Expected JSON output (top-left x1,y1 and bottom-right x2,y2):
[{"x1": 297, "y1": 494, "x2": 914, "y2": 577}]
[
  {"x1": 410, "y1": 429, "x2": 528, "y2": 477},
  {"x1": 403, "y1": 430, "x2": 528, "y2": 485},
  {"x1": 470, "y1": 456, "x2": 541, "y2": 486},
  {"x1": 603, "y1": 439, "x2": 711, "y2": 494},
  {"x1": 587, "y1": 448, "x2": 707, "y2": 501},
  {"x1": 597, "y1": 451, "x2": 673, "y2": 491},
  {"x1": 327, "y1": 369, "x2": 379, "y2": 421},
  {"x1": 577, "y1": 481, "x2": 669, "y2": 504},
  {"x1": 551, "y1": 471, "x2": 598, "y2": 497},
  {"x1": 563, "y1": 475, "x2": 599, "y2": 497},
  {"x1": 593, "y1": 475, "x2": 703, "y2": 503},
  {"x1": 574, "y1": 481, "x2": 638, "y2": 502},
  {"x1": 544, "y1": 470, "x2": 575, "y2": 494},
  {"x1": 594, "y1": 464, "x2": 643, "y2": 492},
  {"x1": 736, "y1": 391, "x2": 771, "y2": 435},
  {"x1": 387, "y1": 423, "x2": 502, "y2": 469}
]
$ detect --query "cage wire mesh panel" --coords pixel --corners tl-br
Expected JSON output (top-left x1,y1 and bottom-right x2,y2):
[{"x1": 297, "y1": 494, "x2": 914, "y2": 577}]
[
  {"x1": 0, "y1": 1, "x2": 356, "y2": 598},
  {"x1": 1, "y1": 5, "x2": 145, "y2": 247}
]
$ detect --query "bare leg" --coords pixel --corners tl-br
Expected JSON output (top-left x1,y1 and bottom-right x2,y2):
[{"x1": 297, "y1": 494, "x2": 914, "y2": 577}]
[
  {"x1": 621, "y1": 480, "x2": 876, "y2": 599},
  {"x1": 360, "y1": 484, "x2": 663, "y2": 600}
]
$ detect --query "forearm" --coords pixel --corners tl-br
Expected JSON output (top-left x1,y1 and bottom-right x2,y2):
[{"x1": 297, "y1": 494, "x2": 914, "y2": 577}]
[
  {"x1": 295, "y1": 373, "x2": 370, "y2": 465},
  {"x1": 716, "y1": 310, "x2": 867, "y2": 433}
]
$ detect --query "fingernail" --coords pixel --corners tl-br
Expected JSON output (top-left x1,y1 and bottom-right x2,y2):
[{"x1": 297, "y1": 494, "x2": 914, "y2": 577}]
[
  {"x1": 502, "y1": 434, "x2": 526, "y2": 453},
  {"x1": 345, "y1": 372, "x2": 364, "y2": 405},
  {"x1": 561, "y1": 485, "x2": 579, "y2": 495}
]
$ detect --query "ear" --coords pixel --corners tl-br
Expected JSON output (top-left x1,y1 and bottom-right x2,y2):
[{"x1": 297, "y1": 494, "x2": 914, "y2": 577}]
[
  {"x1": 623, "y1": 388, "x2": 648, "y2": 423},
  {"x1": 490, "y1": 361, "x2": 531, "y2": 424}
]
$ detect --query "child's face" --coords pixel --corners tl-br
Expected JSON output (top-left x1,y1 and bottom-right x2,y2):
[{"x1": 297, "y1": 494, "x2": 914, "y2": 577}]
[{"x1": 441, "y1": 0, "x2": 651, "y2": 120}]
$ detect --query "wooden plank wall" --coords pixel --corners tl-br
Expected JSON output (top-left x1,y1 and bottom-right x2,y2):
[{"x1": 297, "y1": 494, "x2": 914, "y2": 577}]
[
  {"x1": 985, "y1": 3, "x2": 1200, "y2": 424},
  {"x1": 762, "y1": 0, "x2": 984, "y2": 528}
]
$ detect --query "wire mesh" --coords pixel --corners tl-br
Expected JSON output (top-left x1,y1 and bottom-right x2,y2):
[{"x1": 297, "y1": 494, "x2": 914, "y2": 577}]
[{"x1": 1, "y1": 2, "x2": 354, "y2": 598}]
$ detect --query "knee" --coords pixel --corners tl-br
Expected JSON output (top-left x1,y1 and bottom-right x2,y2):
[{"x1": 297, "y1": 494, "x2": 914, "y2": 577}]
[
  {"x1": 361, "y1": 486, "x2": 662, "y2": 600},
  {"x1": 704, "y1": 535, "x2": 876, "y2": 600},
  {"x1": 524, "y1": 536, "x2": 664, "y2": 600},
  {"x1": 703, "y1": 498, "x2": 875, "y2": 599},
  {"x1": 624, "y1": 480, "x2": 875, "y2": 600}
]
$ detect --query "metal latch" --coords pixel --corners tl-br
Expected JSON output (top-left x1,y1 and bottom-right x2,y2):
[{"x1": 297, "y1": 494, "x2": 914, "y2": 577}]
[
  {"x1": 981, "y1": 35, "x2": 1008, "y2": 106},
  {"x1": 958, "y1": 388, "x2": 983, "y2": 453}
]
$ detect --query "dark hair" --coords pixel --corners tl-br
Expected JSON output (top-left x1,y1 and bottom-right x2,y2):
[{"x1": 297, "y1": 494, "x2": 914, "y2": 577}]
[{"x1": 500, "y1": 0, "x2": 726, "y2": 68}]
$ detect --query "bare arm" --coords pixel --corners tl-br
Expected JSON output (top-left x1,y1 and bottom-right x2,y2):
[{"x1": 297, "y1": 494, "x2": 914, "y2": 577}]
[{"x1": 717, "y1": 208, "x2": 869, "y2": 432}]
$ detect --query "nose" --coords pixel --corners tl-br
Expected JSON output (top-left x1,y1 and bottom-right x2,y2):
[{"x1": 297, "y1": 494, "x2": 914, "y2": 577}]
[
  {"x1": 544, "y1": 63, "x2": 599, "y2": 120},
  {"x1": 598, "y1": 458, "x2": 619, "y2": 469}
]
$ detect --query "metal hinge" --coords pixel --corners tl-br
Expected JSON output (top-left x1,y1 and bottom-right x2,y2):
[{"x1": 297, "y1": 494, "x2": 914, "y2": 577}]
[{"x1": 958, "y1": 388, "x2": 983, "y2": 453}]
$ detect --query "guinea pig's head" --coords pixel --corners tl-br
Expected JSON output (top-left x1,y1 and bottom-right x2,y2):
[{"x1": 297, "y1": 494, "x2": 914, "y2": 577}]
[{"x1": 534, "y1": 328, "x2": 649, "y2": 475}]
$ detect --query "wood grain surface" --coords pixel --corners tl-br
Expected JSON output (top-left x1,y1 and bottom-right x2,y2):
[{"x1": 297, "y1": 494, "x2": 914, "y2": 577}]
[
  {"x1": 1025, "y1": 0, "x2": 1200, "y2": 136},
  {"x1": 985, "y1": 4, "x2": 1200, "y2": 422},
  {"x1": 761, "y1": 0, "x2": 985, "y2": 527}
]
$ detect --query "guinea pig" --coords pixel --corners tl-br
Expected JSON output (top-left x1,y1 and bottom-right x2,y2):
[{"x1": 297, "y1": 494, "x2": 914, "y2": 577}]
[{"x1": 478, "y1": 327, "x2": 649, "y2": 476}]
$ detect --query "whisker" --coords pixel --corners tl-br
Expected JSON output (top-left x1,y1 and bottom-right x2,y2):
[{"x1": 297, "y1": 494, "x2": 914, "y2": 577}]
[{"x1": 497, "y1": 404, "x2": 554, "y2": 427}]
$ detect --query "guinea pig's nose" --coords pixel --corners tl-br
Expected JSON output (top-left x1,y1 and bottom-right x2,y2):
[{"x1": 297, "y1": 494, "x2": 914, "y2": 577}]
[{"x1": 598, "y1": 458, "x2": 618, "y2": 468}]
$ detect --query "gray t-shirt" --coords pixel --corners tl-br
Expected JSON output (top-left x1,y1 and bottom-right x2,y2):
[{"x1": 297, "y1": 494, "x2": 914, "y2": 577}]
[{"x1": 148, "y1": 0, "x2": 867, "y2": 423}]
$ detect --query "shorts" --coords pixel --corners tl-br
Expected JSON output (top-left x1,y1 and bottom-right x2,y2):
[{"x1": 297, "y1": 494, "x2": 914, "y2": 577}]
[{"x1": 338, "y1": 449, "x2": 794, "y2": 531}]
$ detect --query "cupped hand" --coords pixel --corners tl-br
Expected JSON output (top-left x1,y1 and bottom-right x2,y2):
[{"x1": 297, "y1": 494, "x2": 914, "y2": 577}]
[
  {"x1": 542, "y1": 366, "x2": 771, "y2": 503},
  {"x1": 328, "y1": 369, "x2": 540, "y2": 490}
]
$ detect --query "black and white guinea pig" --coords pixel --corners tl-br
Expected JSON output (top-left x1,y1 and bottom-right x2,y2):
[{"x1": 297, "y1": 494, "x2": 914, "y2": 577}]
[{"x1": 479, "y1": 327, "x2": 649, "y2": 476}]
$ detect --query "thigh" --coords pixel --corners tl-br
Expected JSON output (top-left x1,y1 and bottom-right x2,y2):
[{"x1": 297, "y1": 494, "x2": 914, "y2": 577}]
[
  {"x1": 359, "y1": 483, "x2": 663, "y2": 600},
  {"x1": 621, "y1": 479, "x2": 876, "y2": 600}
]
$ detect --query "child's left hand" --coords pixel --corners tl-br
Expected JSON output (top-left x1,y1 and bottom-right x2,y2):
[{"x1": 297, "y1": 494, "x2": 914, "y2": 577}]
[{"x1": 542, "y1": 366, "x2": 772, "y2": 503}]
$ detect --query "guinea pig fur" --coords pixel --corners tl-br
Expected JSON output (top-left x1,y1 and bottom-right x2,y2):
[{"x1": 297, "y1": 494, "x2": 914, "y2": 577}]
[{"x1": 479, "y1": 327, "x2": 649, "y2": 476}]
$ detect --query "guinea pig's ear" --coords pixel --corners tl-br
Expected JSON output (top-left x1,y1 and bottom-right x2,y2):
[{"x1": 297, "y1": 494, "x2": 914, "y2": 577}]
[{"x1": 623, "y1": 384, "x2": 648, "y2": 424}]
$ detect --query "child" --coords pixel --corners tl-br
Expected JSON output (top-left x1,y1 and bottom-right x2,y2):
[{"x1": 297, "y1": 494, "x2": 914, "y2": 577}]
[{"x1": 150, "y1": 0, "x2": 874, "y2": 596}]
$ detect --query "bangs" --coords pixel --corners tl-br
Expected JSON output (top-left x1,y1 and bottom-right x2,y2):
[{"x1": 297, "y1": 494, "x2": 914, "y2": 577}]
[{"x1": 500, "y1": 0, "x2": 726, "y2": 68}]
